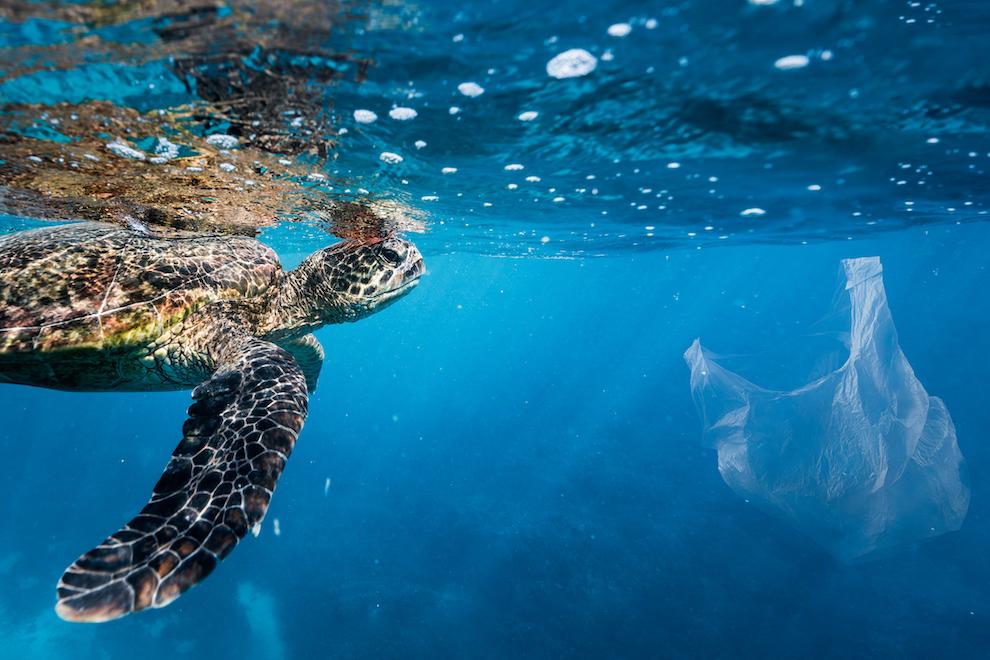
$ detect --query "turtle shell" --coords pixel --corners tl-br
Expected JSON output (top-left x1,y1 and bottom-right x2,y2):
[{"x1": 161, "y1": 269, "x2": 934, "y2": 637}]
[{"x1": 0, "y1": 222, "x2": 281, "y2": 354}]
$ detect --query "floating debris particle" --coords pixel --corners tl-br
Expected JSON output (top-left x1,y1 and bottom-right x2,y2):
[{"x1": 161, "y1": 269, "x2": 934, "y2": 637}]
[
  {"x1": 149, "y1": 137, "x2": 180, "y2": 164},
  {"x1": 546, "y1": 49, "x2": 598, "y2": 79},
  {"x1": 607, "y1": 23, "x2": 632, "y2": 37},
  {"x1": 353, "y1": 109, "x2": 378, "y2": 123},
  {"x1": 106, "y1": 140, "x2": 145, "y2": 160},
  {"x1": 389, "y1": 107, "x2": 417, "y2": 121},
  {"x1": 205, "y1": 134, "x2": 239, "y2": 149},
  {"x1": 457, "y1": 82, "x2": 485, "y2": 97},
  {"x1": 774, "y1": 54, "x2": 810, "y2": 70}
]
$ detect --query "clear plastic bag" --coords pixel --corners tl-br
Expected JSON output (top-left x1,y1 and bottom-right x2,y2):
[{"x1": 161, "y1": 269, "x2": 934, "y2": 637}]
[{"x1": 684, "y1": 257, "x2": 969, "y2": 560}]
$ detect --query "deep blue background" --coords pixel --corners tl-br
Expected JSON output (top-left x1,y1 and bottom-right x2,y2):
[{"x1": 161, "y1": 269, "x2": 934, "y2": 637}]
[
  {"x1": 1, "y1": 221, "x2": 988, "y2": 658},
  {"x1": 2, "y1": 0, "x2": 990, "y2": 656}
]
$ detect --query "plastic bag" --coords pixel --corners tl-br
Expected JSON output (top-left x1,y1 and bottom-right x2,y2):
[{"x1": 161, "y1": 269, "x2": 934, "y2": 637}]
[{"x1": 684, "y1": 257, "x2": 969, "y2": 560}]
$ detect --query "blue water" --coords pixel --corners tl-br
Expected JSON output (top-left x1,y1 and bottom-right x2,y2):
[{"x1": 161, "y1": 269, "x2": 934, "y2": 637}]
[{"x1": 2, "y1": 1, "x2": 990, "y2": 658}]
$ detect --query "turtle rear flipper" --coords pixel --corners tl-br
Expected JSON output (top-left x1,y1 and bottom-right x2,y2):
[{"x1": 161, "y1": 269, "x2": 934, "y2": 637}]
[{"x1": 55, "y1": 336, "x2": 308, "y2": 623}]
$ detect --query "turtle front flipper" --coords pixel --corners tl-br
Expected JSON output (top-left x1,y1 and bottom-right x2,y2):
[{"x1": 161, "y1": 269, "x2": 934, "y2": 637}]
[
  {"x1": 55, "y1": 337, "x2": 308, "y2": 623},
  {"x1": 276, "y1": 333, "x2": 325, "y2": 393}
]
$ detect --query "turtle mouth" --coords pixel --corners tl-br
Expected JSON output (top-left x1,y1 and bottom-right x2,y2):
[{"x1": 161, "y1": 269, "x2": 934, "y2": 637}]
[
  {"x1": 373, "y1": 273, "x2": 422, "y2": 300},
  {"x1": 373, "y1": 256, "x2": 425, "y2": 300}
]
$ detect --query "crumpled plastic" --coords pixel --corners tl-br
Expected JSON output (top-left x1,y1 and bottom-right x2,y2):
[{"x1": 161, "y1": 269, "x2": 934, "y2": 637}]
[{"x1": 684, "y1": 257, "x2": 969, "y2": 560}]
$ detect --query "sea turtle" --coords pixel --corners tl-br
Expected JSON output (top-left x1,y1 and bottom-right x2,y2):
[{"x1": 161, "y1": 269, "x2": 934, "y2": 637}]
[{"x1": 0, "y1": 221, "x2": 425, "y2": 622}]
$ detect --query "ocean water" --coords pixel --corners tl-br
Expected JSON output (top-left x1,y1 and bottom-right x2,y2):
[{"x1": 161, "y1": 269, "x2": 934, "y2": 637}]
[{"x1": 1, "y1": 1, "x2": 989, "y2": 658}]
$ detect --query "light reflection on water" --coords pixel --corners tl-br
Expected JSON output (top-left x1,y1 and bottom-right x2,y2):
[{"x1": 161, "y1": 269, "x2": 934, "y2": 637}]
[{"x1": 0, "y1": 0, "x2": 988, "y2": 255}]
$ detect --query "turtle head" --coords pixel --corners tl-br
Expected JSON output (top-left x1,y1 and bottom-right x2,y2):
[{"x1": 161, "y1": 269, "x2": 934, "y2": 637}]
[
  {"x1": 322, "y1": 236, "x2": 425, "y2": 320},
  {"x1": 276, "y1": 236, "x2": 424, "y2": 331}
]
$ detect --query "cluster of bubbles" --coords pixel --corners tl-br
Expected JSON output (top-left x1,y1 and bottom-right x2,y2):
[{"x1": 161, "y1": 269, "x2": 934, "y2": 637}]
[{"x1": 338, "y1": 0, "x2": 984, "y2": 255}]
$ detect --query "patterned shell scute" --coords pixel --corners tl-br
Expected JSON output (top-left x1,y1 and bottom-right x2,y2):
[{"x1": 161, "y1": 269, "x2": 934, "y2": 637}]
[{"x1": 0, "y1": 223, "x2": 280, "y2": 353}]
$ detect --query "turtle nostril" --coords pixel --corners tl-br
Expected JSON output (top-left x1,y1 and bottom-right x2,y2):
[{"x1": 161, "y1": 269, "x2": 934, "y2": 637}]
[{"x1": 406, "y1": 258, "x2": 425, "y2": 278}]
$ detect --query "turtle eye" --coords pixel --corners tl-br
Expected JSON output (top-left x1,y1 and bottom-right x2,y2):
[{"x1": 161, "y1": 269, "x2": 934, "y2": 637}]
[{"x1": 379, "y1": 247, "x2": 402, "y2": 266}]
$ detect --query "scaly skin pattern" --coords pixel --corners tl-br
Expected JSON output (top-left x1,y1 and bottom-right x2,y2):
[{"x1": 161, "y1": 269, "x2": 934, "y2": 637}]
[
  {"x1": 56, "y1": 329, "x2": 309, "y2": 622},
  {"x1": 0, "y1": 222, "x2": 425, "y2": 391},
  {"x1": 0, "y1": 222, "x2": 280, "y2": 389}
]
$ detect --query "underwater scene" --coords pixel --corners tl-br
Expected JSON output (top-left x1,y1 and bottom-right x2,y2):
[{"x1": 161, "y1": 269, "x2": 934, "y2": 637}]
[{"x1": 1, "y1": 0, "x2": 989, "y2": 657}]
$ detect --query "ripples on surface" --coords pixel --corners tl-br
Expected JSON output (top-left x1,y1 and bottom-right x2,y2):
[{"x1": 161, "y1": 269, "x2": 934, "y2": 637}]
[{"x1": 0, "y1": 0, "x2": 988, "y2": 255}]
